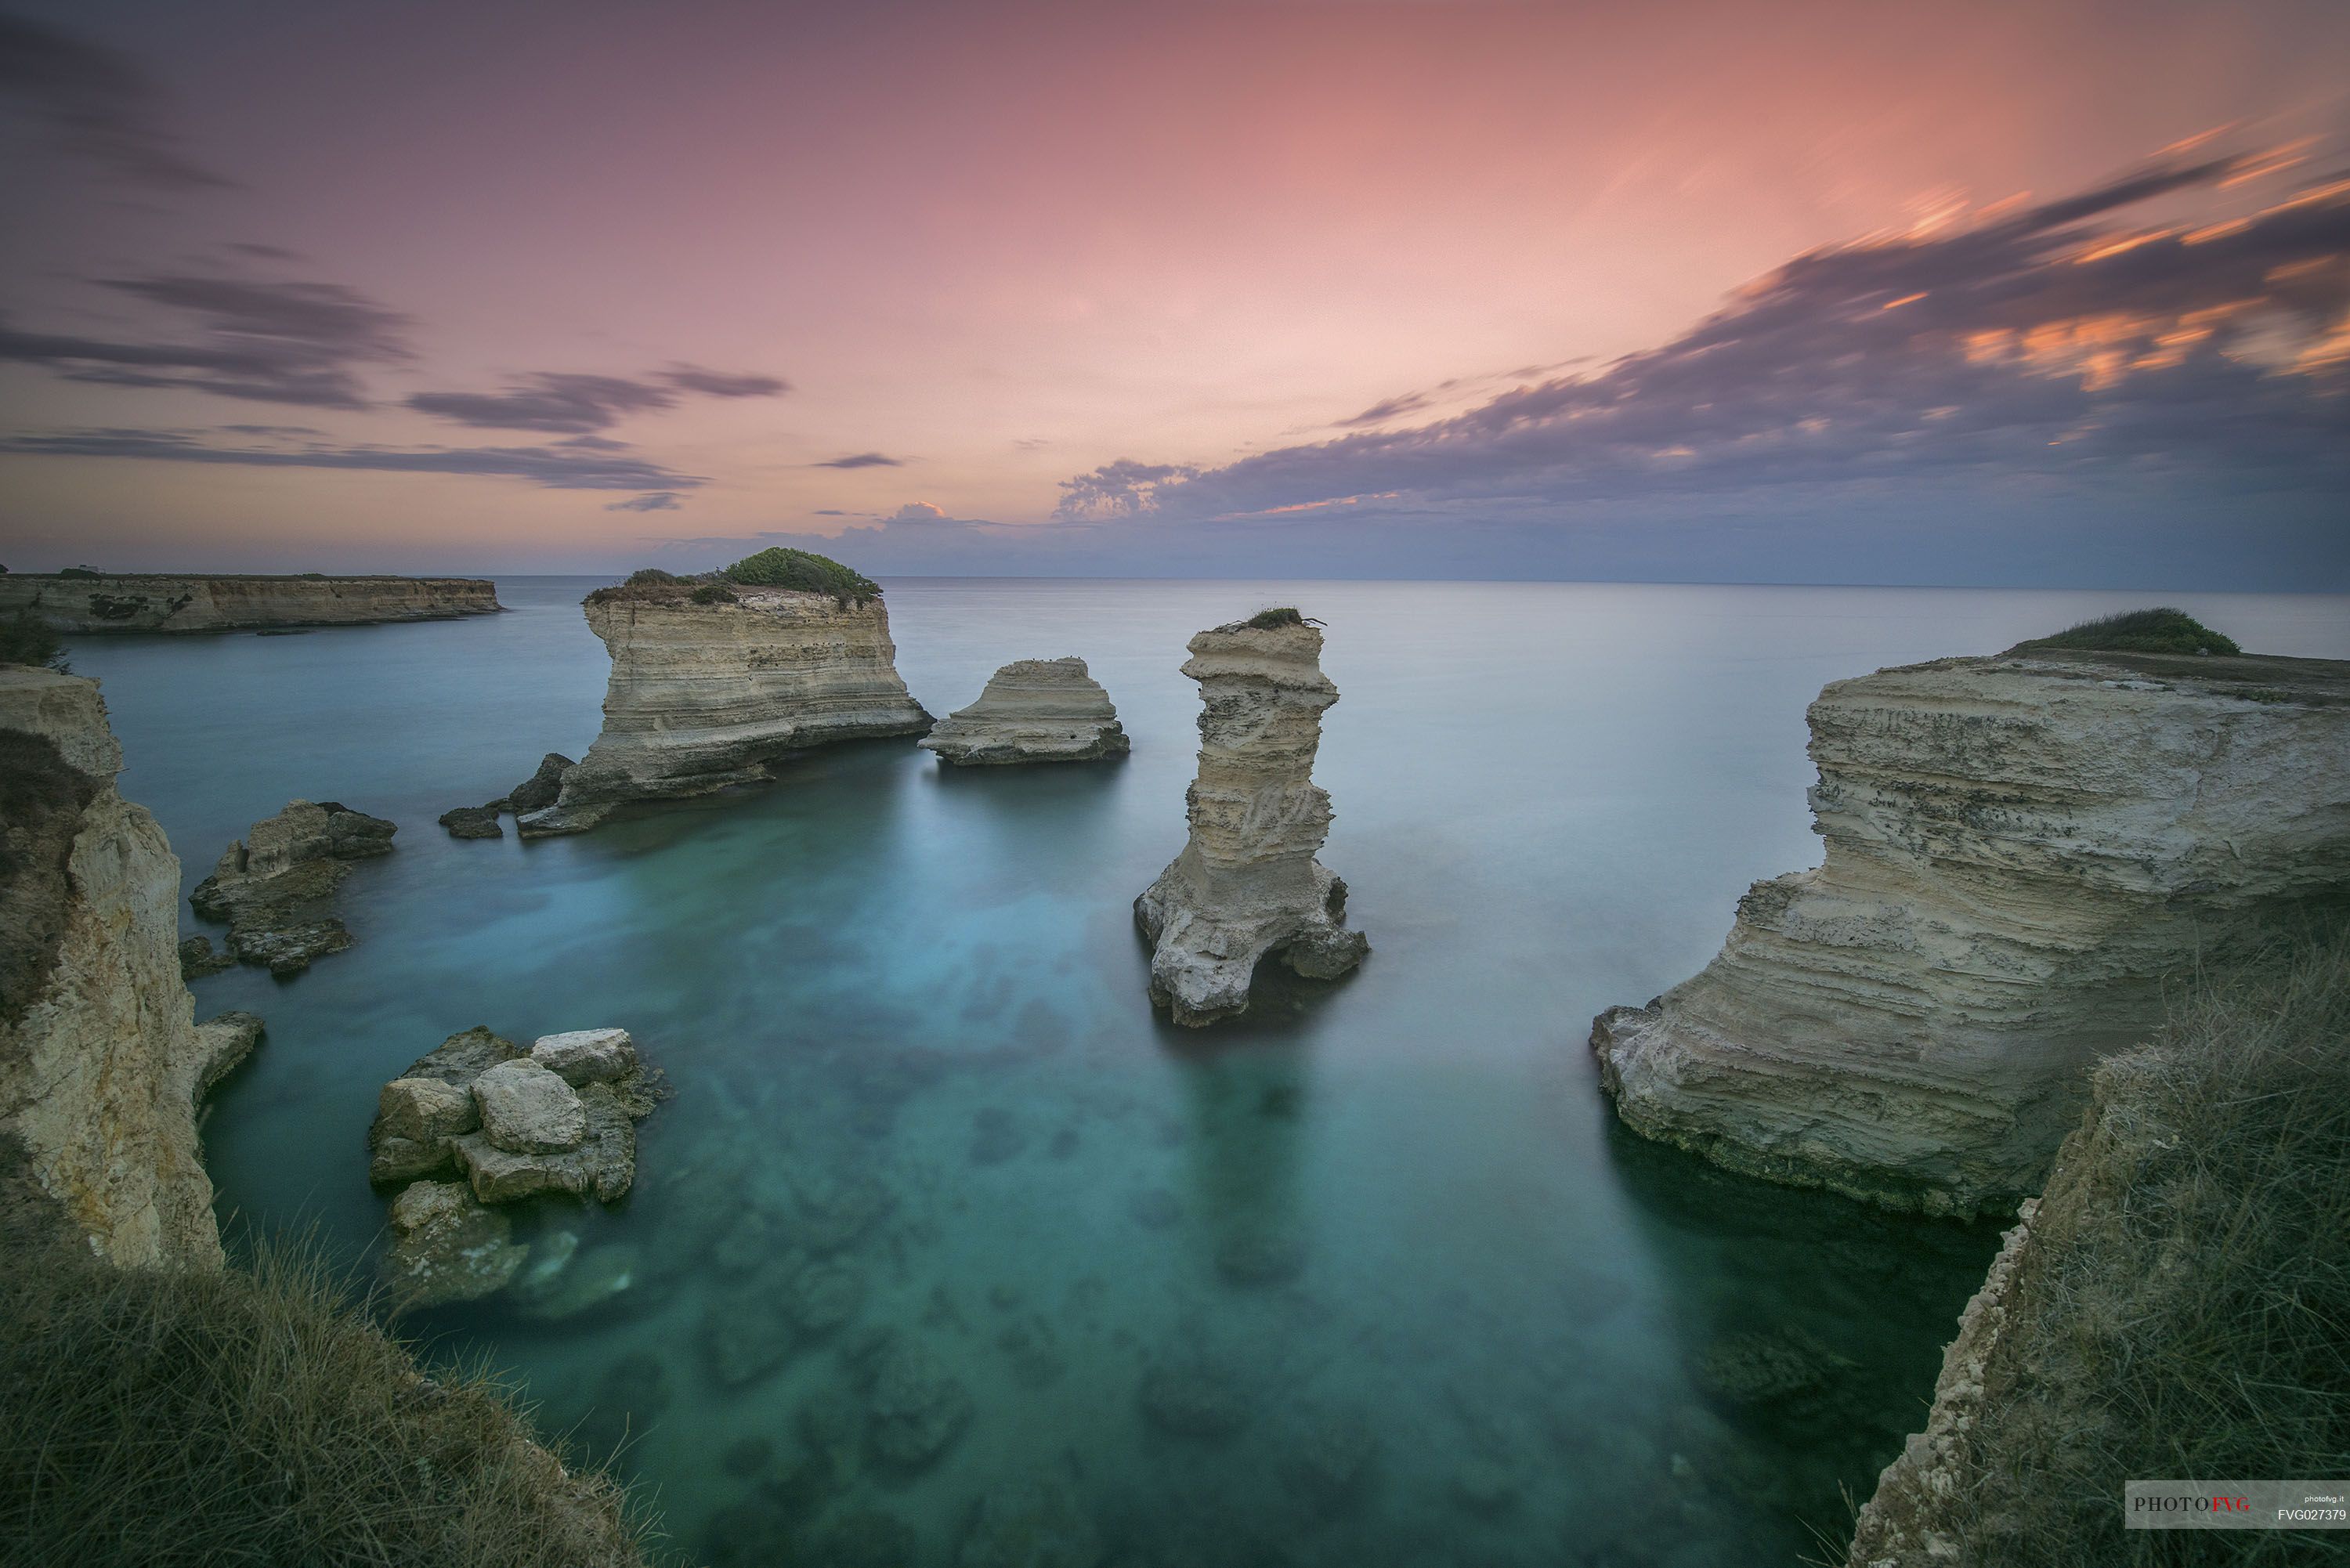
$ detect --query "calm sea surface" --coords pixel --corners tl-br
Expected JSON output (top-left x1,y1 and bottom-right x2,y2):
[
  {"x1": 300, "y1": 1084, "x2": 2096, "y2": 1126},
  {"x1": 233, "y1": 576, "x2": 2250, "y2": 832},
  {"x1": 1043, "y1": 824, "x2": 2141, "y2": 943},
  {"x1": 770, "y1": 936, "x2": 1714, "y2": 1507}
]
[{"x1": 67, "y1": 579, "x2": 2350, "y2": 1567}]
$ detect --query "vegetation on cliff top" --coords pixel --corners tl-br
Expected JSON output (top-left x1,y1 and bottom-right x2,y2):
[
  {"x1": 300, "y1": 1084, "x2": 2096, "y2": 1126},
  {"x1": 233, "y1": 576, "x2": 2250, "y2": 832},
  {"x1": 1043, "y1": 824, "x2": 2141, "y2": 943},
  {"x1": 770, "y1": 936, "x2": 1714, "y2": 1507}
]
[
  {"x1": 588, "y1": 549, "x2": 880, "y2": 610},
  {"x1": 0, "y1": 1234, "x2": 664, "y2": 1567},
  {"x1": 0, "y1": 610, "x2": 70, "y2": 673},
  {"x1": 1868, "y1": 932, "x2": 2349, "y2": 1565},
  {"x1": 2015, "y1": 605, "x2": 2243, "y2": 657},
  {"x1": 721, "y1": 547, "x2": 881, "y2": 605}
]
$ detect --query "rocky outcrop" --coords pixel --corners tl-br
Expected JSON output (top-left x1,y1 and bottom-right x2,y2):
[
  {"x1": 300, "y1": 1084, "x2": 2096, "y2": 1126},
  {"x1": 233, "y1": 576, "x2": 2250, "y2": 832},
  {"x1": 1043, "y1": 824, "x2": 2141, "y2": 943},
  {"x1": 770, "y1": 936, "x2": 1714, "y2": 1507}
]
[
  {"x1": 1593, "y1": 647, "x2": 2350, "y2": 1216},
  {"x1": 190, "y1": 799, "x2": 397, "y2": 974},
  {"x1": 918, "y1": 657, "x2": 1129, "y2": 765},
  {"x1": 370, "y1": 1025, "x2": 663, "y2": 1306},
  {"x1": 1135, "y1": 616, "x2": 1368, "y2": 1024},
  {"x1": 0, "y1": 573, "x2": 501, "y2": 633},
  {"x1": 0, "y1": 666, "x2": 262, "y2": 1268},
  {"x1": 520, "y1": 587, "x2": 930, "y2": 835},
  {"x1": 439, "y1": 753, "x2": 577, "y2": 840}
]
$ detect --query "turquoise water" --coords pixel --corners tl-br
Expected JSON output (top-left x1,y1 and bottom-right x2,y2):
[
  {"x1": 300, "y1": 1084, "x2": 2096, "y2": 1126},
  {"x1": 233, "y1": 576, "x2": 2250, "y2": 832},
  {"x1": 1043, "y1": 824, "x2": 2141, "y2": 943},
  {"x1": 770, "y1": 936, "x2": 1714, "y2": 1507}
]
[{"x1": 70, "y1": 580, "x2": 2350, "y2": 1566}]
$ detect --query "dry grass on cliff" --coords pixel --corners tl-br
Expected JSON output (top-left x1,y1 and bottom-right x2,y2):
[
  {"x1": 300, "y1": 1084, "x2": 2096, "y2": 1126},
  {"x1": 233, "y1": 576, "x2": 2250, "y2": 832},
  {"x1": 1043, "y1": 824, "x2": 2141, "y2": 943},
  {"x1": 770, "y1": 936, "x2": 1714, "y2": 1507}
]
[
  {"x1": 1931, "y1": 932, "x2": 2350, "y2": 1565},
  {"x1": 0, "y1": 1234, "x2": 668, "y2": 1568}
]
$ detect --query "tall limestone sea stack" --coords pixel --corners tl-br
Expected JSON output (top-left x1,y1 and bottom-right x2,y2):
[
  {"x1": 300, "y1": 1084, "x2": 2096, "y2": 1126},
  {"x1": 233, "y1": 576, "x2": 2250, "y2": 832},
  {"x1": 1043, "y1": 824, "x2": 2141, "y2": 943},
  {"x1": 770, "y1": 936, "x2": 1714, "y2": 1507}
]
[
  {"x1": 1592, "y1": 627, "x2": 2350, "y2": 1216},
  {"x1": 919, "y1": 656, "x2": 1129, "y2": 765},
  {"x1": 0, "y1": 666, "x2": 261, "y2": 1267},
  {"x1": 522, "y1": 552, "x2": 931, "y2": 835},
  {"x1": 1136, "y1": 610, "x2": 1368, "y2": 1025}
]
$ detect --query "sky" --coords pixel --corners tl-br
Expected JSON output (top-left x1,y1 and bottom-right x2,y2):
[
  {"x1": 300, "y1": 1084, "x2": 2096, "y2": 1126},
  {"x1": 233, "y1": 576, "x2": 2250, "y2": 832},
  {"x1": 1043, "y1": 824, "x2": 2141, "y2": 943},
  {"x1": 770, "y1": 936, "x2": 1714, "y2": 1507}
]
[{"x1": 0, "y1": 0, "x2": 2345, "y2": 585}]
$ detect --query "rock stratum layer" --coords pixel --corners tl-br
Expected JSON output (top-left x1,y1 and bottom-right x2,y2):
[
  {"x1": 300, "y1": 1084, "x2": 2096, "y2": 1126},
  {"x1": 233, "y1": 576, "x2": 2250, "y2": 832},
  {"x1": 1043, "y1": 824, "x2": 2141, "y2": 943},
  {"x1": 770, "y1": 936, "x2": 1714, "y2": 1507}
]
[
  {"x1": 1592, "y1": 648, "x2": 2350, "y2": 1216},
  {"x1": 522, "y1": 587, "x2": 931, "y2": 834},
  {"x1": 1135, "y1": 619, "x2": 1368, "y2": 1025},
  {"x1": 0, "y1": 573, "x2": 501, "y2": 633},
  {"x1": 919, "y1": 656, "x2": 1130, "y2": 765},
  {"x1": 0, "y1": 666, "x2": 259, "y2": 1267}
]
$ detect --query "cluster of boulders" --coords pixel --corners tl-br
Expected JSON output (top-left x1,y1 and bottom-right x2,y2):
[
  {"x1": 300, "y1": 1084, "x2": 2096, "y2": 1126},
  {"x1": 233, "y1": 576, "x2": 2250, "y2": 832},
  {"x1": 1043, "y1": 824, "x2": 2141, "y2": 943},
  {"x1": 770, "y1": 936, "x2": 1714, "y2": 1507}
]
[
  {"x1": 368, "y1": 1024, "x2": 663, "y2": 1306},
  {"x1": 437, "y1": 751, "x2": 574, "y2": 839},
  {"x1": 186, "y1": 798, "x2": 396, "y2": 975}
]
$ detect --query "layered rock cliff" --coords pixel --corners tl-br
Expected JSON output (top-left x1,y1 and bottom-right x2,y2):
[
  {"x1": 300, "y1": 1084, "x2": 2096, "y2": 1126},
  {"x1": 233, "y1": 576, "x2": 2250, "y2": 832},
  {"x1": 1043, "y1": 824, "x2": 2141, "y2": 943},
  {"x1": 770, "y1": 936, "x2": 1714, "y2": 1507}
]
[
  {"x1": 0, "y1": 666, "x2": 258, "y2": 1268},
  {"x1": 1593, "y1": 647, "x2": 2350, "y2": 1216},
  {"x1": 522, "y1": 584, "x2": 931, "y2": 834},
  {"x1": 0, "y1": 573, "x2": 502, "y2": 633},
  {"x1": 919, "y1": 656, "x2": 1130, "y2": 765},
  {"x1": 1135, "y1": 616, "x2": 1368, "y2": 1025}
]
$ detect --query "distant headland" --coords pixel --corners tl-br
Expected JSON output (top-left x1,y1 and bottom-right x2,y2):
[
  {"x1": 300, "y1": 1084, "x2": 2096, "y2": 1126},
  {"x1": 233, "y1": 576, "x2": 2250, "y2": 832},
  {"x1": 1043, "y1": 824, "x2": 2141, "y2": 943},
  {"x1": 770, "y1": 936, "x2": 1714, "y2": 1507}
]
[{"x1": 0, "y1": 570, "x2": 503, "y2": 634}]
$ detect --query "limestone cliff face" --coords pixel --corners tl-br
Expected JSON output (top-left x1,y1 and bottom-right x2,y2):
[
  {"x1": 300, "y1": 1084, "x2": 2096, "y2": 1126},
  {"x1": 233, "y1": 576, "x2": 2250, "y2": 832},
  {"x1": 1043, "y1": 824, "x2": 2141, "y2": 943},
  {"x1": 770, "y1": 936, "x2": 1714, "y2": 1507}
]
[
  {"x1": 0, "y1": 573, "x2": 502, "y2": 633},
  {"x1": 1592, "y1": 649, "x2": 2350, "y2": 1216},
  {"x1": 523, "y1": 587, "x2": 931, "y2": 834},
  {"x1": 1135, "y1": 620, "x2": 1368, "y2": 1025},
  {"x1": 0, "y1": 667, "x2": 251, "y2": 1268},
  {"x1": 918, "y1": 656, "x2": 1130, "y2": 765}
]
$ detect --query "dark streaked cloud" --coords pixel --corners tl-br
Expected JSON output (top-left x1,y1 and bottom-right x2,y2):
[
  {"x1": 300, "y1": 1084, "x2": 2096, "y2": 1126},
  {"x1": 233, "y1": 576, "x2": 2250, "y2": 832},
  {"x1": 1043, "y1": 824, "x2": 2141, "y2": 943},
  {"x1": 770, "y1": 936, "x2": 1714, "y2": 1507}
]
[
  {"x1": 407, "y1": 364, "x2": 788, "y2": 432},
  {"x1": 1059, "y1": 154, "x2": 2350, "y2": 523},
  {"x1": 660, "y1": 365, "x2": 787, "y2": 398},
  {"x1": 0, "y1": 273, "x2": 411, "y2": 407},
  {"x1": 0, "y1": 14, "x2": 227, "y2": 189},
  {"x1": 606, "y1": 490, "x2": 685, "y2": 511},
  {"x1": 0, "y1": 426, "x2": 700, "y2": 491},
  {"x1": 1337, "y1": 391, "x2": 1430, "y2": 427},
  {"x1": 815, "y1": 451, "x2": 903, "y2": 468}
]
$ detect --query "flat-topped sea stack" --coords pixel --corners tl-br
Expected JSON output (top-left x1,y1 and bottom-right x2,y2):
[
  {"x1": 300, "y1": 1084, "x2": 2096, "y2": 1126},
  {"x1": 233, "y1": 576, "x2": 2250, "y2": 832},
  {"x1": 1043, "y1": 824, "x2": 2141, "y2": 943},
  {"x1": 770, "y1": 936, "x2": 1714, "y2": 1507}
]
[
  {"x1": 919, "y1": 656, "x2": 1130, "y2": 765},
  {"x1": 0, "y1": 573, "x2": 501, "y2": 633},
  {"x1": 521, "y1": 551, "x2": 931, "y2": 835},
  {"x1": 1592, "y1": 612, "x2": 2350, "y2": 1217},
  {"x1": 1136, "y1": 609, "x2": 1368, "y2": 1025}
]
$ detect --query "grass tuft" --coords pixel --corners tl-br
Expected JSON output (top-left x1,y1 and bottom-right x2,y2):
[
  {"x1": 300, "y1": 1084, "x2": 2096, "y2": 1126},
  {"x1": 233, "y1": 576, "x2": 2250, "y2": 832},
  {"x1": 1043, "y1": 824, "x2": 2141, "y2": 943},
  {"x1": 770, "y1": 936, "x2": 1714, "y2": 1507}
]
[
  {"x1": 1240, "y1": 606, "x2": 1311, "y2": 630},
  {"x1": 1852, "y1": 930, "x2": 2350, "y2": 1566},
  {"x1": 0, "y1": 1230, "x2": 667, "y2": 1567},
  {"x1": 2016, "y1": 606, "x2": 2243, "y2": 657}
]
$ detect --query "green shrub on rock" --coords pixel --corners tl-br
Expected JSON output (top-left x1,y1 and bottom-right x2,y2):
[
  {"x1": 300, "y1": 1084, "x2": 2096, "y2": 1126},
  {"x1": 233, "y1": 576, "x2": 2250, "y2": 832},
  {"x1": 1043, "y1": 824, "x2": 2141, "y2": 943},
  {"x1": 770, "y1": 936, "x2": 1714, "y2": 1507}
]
[
  {"x1": 2015, "y1": 606, "x2": 2242, "y2": 656},
  {"x1": 720, "y1": 547, "x2": 880, "y2": 606}
]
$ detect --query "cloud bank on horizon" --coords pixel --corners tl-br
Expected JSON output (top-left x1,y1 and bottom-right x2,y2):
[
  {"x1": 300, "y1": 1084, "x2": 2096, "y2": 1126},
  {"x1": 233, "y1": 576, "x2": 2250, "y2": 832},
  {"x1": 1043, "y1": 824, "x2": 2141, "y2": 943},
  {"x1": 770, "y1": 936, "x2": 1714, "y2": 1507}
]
[{"x1": 1057, "y1": 154, "x2": 2350, "y2": 528}]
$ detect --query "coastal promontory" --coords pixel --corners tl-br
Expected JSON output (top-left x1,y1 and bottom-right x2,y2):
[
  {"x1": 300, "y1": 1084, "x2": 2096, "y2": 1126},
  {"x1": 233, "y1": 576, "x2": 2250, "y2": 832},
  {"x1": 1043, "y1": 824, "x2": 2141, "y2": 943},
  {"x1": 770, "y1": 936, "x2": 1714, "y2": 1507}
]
[
  {"x1": 918, "y1": 656, "x2": 1130, "y2": 765},
  {"x1": 1592, "y1": 620, "x2": 2350, "y2": 1216},
  {"x1": 0, "y1": 572, "x2": 502, "y2": 633},
  {"x1": 521, "y1": 553, "x2": 931, "y2": 835},
  {"x1": 1135, "y1": 610, "x2": 1368, "y2": 1025}
]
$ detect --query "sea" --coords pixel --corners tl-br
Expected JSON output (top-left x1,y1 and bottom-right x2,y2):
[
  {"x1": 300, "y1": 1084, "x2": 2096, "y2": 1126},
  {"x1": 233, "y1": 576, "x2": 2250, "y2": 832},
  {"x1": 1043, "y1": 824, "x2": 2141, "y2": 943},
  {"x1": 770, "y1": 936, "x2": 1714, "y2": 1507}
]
[{"x1": 65, "y1": 578, "x2": 2350, "y2": 1567}]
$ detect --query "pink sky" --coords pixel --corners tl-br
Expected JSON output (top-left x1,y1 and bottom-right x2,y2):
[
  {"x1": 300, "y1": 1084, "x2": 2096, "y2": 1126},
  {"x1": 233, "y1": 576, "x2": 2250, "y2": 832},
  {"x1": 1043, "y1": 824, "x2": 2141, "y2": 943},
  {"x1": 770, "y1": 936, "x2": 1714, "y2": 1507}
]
[{"x1": 1, "y1": 1, "x2": 2345, "y2": 580}]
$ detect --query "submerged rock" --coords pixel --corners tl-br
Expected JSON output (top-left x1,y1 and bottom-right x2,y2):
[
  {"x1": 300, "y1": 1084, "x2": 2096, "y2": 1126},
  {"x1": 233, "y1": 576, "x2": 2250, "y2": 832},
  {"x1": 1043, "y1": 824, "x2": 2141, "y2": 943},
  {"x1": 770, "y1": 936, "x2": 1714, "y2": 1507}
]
[
  {"x1": 1592, "y1": 645, "x2": 2350, "y2": 1215},
  {"x1": 919, "y1": 656, "x2": 1130, "y2": 766},
  {"x1": 1693, "y1": 1328, "x2": 1855, "y2": 1407},
  {"x1": 1134, "y1": 615, "x2": 1368, "y2": 1024},
  {"x1": 1137, "y1": 1357, "x2": 1253, "y2": 1441},
  {"x1": 866, "y1": 1342, "x2": 974, "y2": 1472},
  {"x1": 519, "y1": 580, "x2": 929, "y2": 836},
  {"x1": 958, "y1": 1478, "x2": 1103, "y2": 1568},
  {"x1": 383, "y1": 1179, "x2": 527, "y2": 1307},
  {"x1": 437, "y1": 805, "x2": 503, "y2": 840},
  {"x1": 514, "y1": 1241, "x2": 645, "y2": 1321},
  {"x1": 188, "y1": 799, "x2": 396, "y2": 975}
]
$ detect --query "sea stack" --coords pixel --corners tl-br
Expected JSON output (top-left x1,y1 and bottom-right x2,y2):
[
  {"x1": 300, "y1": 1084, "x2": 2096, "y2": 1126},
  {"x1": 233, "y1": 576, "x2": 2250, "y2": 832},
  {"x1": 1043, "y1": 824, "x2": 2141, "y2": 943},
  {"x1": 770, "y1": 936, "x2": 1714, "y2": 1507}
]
[
  {"x1": 918, "y1": 657, "x2": 1130, "y2": 765},
  {"x1": 1591, "y1": 639, "x2": 2350, "y2": 1216},
  {"x1": 190, "y1": 799, "x2": 398, "y2": 974},
  {"x1": 0, "y1": 666, "x2": 263, "y2": 1268},
  {"x1": 521, "y1": 554, "x2": 931, "y2": 835},
  {"x1": 1135, "y1": 610, "x2": 1368, "y2": 1025}
]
